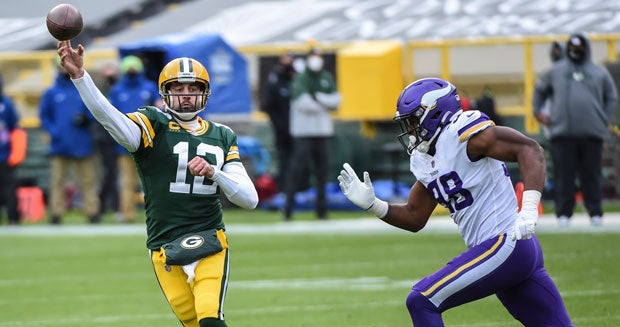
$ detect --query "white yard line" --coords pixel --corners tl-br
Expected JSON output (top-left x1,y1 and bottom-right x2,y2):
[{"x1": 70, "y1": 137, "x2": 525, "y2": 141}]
[
  {"x1": 1, "y1": 213, "x2": 619, "y2": 236},
  {"x1": 1, "y1": 283, "x2": 618, "y2": 327}
]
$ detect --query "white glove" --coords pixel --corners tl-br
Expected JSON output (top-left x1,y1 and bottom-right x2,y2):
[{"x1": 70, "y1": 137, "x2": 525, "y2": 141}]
[
  {"x1": 338, "y1": 163, "x2": 388, "y2": 218},
  {"x1": 338, "y1": 163, "x2": 375, "y2": 209},
  {"x1": 512, "y1": 190, "x2": 542, "y2": 241}
]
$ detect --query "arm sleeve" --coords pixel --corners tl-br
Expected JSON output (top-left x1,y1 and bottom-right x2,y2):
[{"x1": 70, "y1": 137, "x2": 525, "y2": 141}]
[
  {"x1": 71, "y1": 70, "x2": 142, "y2": 152},
  {"x1": 291, "y1": 93, "x2": 324, "y2": 113},
  {"x1": 260, "y1": 74, "x2": 276, "y2": 113},
  {"x1": 39, "y1": 92, "x2": 55, "y2": 135},
  {"x1": 211, "y1": 161, "x2": 258, "y2": 209},
  {"x1": 603, "y1": 71, "x2": 618, "y2": 123},
  {"x1": 7, "y1": 128, "x2": 27, "y2": 167},
  {"x1": 532, "y1": 71, "x2": 552, "y2": 114},
  {"x1": 315, "y1": 91, "x2": 341, "y2": 110}
]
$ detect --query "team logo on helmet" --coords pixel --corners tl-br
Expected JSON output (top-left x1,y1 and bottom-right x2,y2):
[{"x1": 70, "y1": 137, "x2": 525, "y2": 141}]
[{"x1": 420, "y1": 84, "x2": 453, "y2": 110}]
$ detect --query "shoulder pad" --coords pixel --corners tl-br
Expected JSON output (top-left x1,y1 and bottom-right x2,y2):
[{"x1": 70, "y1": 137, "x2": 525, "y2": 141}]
[{"x1": 454, "y1": 111, "x2": 495, "y2": 142}]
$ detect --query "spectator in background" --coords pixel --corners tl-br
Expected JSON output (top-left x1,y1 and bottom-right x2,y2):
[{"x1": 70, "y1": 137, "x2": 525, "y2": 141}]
[
  {"x1": 533, "y1": 33, "x2": 618, "y2": 227},
  {"x1": 284, "y1": 47, "x2": 341, "y2": 220},
  {"x1": 472, "y1": 85, "x2": 503, "y2": 125},
  {"x1": 539, "y1": 41, "x2": 565, "y2": 140},
  {"x1": 459, "y1": 90, "x2": 472, "y2": 111},
  {"x1": 109, "y1": 55, "x2": 162, "y2": 223},
  {"x1": 93, "y1": 63, "x2": 120, "y2": 218},
  {"x1": 0, "y1": 73, "x2": 27, "y2": 225},
  {"x1": 260, "y1": 53, "x2": 295, "y2": 192},
  {"x1": 39, "y1": 59, "x2": 100, "y2": 224}
]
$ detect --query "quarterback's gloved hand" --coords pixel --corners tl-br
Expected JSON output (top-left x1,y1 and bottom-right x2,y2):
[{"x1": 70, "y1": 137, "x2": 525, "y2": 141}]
[
  {"x1": 512, "y1": 190, "x2": 542, "y2": 241},
  {"x1": 338, "y1": 163, "x2": 388, "y2": 218}
]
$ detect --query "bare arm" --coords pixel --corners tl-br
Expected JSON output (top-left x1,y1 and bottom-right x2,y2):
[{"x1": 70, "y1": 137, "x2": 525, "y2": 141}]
[
  {"x1": 338, "y1": 163, "x2": 437, "y2": 233},
  {"x1": 380, "y1": 181, "x2": 438, "y2": 233},
  {"x1": 467, "y1": 125, "x2": 546, "y2": 192}
]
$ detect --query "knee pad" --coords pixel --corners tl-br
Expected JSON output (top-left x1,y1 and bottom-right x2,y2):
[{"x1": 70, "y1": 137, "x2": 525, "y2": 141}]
[{"x1": 406, "y1": 290, "x2": 437, "y2": 313}]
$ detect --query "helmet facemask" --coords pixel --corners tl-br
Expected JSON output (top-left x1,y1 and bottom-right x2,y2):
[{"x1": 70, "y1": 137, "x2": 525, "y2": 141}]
[
  {"x1": 161, "y1": 81, "x2": 210, "y2": 121},
  {"x1": 394, "y1": 78, "x2": 462, "y2": 154},
  {"x1": 395, "y1": 107, "x2": 447, "y2": 154},
  {"x1": 395, "y1": 108, "x2": 424, "y2": 155},
  {"x1": 158, "y1": 57, "x2": 211, "y2": 122}
]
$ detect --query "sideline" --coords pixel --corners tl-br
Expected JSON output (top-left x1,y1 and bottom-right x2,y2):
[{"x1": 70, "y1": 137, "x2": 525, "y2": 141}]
[{"x1": 0, "y1": 213, "x2": 619, "y2": 236}]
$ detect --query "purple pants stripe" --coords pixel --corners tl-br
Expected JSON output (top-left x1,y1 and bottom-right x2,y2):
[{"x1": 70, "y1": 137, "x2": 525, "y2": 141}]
[{"x1": 408, "y1": 234, "x2": 573, "y2": 326}]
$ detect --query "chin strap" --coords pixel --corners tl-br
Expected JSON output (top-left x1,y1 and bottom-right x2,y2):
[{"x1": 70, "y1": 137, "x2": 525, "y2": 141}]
[
  {"x1": 166, "y1": 105, "x2": 204, "y2": 122},
  {"x1": 412, "y1": 112, "x2": 456, "y2": 154},
  {"x1": 412, "y1": 127, "x2": 442, "y2": 154}
]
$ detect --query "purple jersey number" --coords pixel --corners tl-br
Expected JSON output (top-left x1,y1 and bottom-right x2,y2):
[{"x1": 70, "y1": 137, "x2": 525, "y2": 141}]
[{"x1": 427, "y1": 171, "x2": 474, "y2": 213}]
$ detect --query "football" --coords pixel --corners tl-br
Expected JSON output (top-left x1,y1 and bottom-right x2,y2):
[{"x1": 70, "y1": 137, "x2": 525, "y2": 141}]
[{"x1": 46, "y1": 4, "x2": 83, "y2": 41}]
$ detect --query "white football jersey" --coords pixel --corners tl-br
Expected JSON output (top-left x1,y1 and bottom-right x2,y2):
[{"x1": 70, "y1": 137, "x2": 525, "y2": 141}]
[{"x1": 410, "y1": 110, "x2": 518, "y2": 247}]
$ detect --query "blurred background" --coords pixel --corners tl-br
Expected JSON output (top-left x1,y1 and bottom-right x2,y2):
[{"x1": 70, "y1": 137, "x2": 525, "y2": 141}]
[{"x1": 2, "y1": 0, "x2": 620, "y2": 214}]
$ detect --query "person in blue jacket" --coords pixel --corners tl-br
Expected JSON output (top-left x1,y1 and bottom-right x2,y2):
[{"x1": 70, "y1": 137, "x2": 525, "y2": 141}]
[
  {"x1": 0, "y1": 73, "x2": 25, "y2": 225},
  {"x1": 39, "y1": 59, "x2": 100, "y2": 224},
  {"x1": 109, "y1": 55, "x2": 162, "y2": 222}
]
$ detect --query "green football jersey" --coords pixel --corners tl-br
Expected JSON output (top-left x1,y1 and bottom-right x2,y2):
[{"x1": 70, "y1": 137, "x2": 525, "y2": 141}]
[{"x1": 126, "y1": 106, "x2": 241, "y2": 250}]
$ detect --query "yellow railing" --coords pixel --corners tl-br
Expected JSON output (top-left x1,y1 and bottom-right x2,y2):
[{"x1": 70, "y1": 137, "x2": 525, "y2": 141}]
[
  {"x1": 403, "y1": 33, "x2": 620, "y2": 133},
  {"x1": 1, "y1": 34, "x2": 619, "y2": 132},
  {"x1": 0, "y1": 49, "x2": 117, "y2": 128}
]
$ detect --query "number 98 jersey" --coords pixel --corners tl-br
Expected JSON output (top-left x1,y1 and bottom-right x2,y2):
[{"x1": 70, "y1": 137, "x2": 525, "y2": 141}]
[
  {"x1": 410, "y1": 110, "x2": 518, "y2": 248},
  {"x1": 127, "y1": 106, "x2": 240, "y2": 250}
]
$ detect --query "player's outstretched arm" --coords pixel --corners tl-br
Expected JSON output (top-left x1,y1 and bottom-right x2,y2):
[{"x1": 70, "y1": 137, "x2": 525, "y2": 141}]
[
  {"x1": 381, "y1": 181, "x2": 437, "y2": 233},
  {"x1": 58, "y1": 41, "x2": 142, "y2": 152},
  {"x1": 338, "y1": 163, "x2": 436, "y2": 233}
]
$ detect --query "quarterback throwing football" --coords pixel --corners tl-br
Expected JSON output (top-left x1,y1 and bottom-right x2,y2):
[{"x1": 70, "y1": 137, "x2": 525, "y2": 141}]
[
  {"x1": 58, "y1": 41, "x2": 258, "y2": 327},
  {"x1": 339, "y1": 78, "x2": 573, "y2": 326}
]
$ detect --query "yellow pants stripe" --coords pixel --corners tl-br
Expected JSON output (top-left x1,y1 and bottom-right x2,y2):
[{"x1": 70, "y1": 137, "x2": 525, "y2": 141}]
[{"x1": 421, "y1": 234, "x2": 505, "y2": 296}]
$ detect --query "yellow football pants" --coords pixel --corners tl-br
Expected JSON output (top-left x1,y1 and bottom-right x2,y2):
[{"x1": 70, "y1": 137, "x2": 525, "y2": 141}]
[{"x1": 151, "y1": 229, "x2": 229, "y2": 327}]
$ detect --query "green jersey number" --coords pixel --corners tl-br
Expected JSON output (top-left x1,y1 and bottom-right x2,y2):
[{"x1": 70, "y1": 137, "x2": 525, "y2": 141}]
[{"x1": 170, "y1": 141, "x2": 224, "y2": 195}]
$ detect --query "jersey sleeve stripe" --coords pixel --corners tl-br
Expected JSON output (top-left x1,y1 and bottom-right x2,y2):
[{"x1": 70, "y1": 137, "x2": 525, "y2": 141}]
[
  {"x1": 458, "y1": 119, "x2": 495, "y2": 142},
  {"x1": 225, "y1": 145, "x2": 240, "y2": 162},
  {"x1": 127, "y1": 112, "x2": 155, "y2": 148}
]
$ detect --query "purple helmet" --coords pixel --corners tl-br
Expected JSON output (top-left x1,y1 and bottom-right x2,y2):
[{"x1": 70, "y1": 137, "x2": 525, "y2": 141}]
[{"x1": 393, "y1": 78, "x2": 462, "y2": 154}]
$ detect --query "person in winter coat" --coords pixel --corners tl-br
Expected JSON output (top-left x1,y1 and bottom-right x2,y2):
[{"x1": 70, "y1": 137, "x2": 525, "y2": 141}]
[
  {"x1": 533, "y1": 33, "x2": 618, "y2": 227},
  {"x1": 260, "y1": 53, "x2": 295, "y2": 192},
  {"x1": 39, "y1": 60, "x2": 100, "y2": 224},
  {"x1": 0, "y1": 73, "x2": 27, "y2": 225},
  {"x1": 284, "y1": 47, "x2": 341, "y2": 220}
]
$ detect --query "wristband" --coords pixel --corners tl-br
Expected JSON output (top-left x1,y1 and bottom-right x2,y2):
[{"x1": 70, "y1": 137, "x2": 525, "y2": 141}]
[
  {"x1": 367, "y1": 198, "x2": 388, "y2": 219},
  {"x1": 521, "y1": 190, "x2": 542, "y2": 213}
]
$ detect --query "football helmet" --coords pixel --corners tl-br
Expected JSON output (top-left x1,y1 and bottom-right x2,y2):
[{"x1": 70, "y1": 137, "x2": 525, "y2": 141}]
[
  {"x1": 158, "y1": 57, "x2": 211, "y2": 121},
  {"x1": 393, "y1": 78, "x2": 461, "y2": 154}
]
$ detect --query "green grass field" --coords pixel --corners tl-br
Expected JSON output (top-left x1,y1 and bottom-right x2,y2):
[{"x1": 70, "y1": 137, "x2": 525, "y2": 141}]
[{"x1": 1, "y1": 209, "x2": 619, "y2": 327}]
